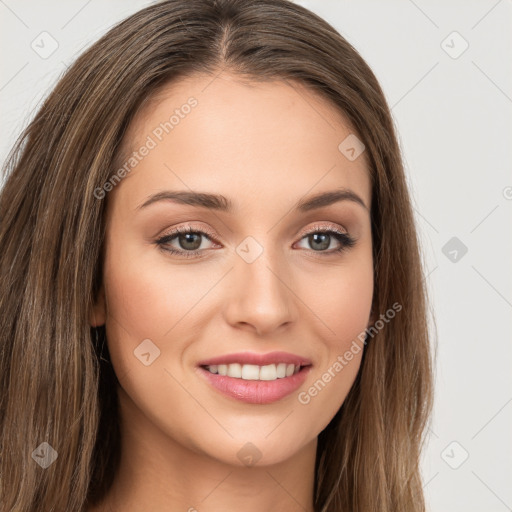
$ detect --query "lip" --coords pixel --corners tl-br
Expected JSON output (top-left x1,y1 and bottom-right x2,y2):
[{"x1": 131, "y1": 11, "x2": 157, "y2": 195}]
[
  {"x1": 197, "y1": 365, "x2": 312, "y2": 404},
  {"x1": 196, "y1": 351, "x2": 312, "y2": 367}
]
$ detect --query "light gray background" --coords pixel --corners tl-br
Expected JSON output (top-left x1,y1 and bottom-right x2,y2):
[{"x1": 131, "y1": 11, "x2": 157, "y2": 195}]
[{"x1": 1, "y1": 1, "x2": 511, "y2": 511}]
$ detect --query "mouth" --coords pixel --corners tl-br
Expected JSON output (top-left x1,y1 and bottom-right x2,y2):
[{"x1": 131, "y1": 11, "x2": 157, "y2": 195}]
[
  {"x1": 196, "y1": 351, "x2": 312, "y2": 404},
  {"x1": 201, "y1": 362, "x2": 307, "y2": 380}
]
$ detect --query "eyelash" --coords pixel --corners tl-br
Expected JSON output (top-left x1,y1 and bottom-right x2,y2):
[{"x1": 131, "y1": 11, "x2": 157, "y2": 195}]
[{"x1": 155, "y1": 224, "x2": 356, "y2": 259}]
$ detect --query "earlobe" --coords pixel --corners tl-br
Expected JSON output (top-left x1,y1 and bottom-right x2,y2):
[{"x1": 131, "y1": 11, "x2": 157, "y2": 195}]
[{"x1": 89, "y1": 283, "x2": 107, "y2": 327}]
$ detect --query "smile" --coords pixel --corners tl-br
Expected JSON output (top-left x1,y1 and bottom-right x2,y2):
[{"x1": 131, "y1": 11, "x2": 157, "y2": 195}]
[
  {"x1": 203, "y1": 362, "x2": 302, "y2": 380},
  {"x1": 196, "y1": 351, "x2": 312, "y2": 404}
]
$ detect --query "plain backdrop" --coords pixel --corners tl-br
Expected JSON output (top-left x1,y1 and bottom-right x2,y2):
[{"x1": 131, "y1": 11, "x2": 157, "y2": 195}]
[{"x1": 1, "y1": 1, "x2": 511, "y2": 511}]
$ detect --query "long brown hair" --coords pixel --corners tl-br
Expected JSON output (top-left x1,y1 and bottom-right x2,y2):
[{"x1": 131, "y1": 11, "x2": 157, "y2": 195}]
[{"x1": 0, "y1": 1, "x2": 434, "y2": 510}]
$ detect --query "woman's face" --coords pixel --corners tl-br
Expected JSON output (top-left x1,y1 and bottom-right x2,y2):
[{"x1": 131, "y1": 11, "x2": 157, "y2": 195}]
[{"x1": 91, "y1": 72, "x2": 374, "y2": 466}]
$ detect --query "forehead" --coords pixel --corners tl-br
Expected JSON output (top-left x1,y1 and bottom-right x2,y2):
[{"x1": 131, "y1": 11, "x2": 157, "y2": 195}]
[{"x1": 112, "y1": 72, "x2": 371, "y2": 214}]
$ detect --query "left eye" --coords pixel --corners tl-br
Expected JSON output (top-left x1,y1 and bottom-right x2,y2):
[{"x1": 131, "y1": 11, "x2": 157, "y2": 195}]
[{"x1": 295, "y1": 230, "x2": 355, "y2": 252}]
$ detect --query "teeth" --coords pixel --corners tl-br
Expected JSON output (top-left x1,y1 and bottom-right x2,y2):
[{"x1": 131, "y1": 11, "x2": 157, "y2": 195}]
[
  {"x1": 259, "y1": 364, "x2": 277, "y2": 380},
  {"x1": 242, "y1": 364, "x2": 260, "y2": 380},
  {"x1": 227, "y1": 363, "x2": 242, "y2": 378},
  {"x1": 205, "y1": 362, "x2": 302, "y2": 381}
]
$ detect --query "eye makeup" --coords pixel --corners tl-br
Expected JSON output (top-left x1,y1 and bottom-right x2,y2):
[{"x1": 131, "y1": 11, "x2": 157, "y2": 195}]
[{"x1": 154, "y1": 222, "x2": 356, "y2": 259}]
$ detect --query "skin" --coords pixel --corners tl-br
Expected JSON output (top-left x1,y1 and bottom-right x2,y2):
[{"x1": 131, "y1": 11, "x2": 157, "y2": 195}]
[{"x1": 89, "y1": 71, "x2": 374, "y2": 512}]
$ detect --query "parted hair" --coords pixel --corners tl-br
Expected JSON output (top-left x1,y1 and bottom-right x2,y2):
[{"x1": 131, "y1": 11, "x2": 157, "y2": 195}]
[{"x1": 0, "y1": 1, "x2": 434, "y2": 510}]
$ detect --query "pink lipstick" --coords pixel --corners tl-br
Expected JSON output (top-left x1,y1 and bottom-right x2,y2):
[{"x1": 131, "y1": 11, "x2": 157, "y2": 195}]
[{"x1": 196, "y1": 351, "x2": 312, "y2": 404}]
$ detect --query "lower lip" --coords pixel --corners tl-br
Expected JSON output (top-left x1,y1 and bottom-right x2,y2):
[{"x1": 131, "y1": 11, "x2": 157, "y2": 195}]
[{"x1": 197, "y1": 366, "x2": 312, "y2": 404}]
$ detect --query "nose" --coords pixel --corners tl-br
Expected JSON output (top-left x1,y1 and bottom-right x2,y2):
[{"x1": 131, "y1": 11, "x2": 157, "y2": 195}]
[{"x1": 223, "y1": 245, "x2": 297, "y2": 336}]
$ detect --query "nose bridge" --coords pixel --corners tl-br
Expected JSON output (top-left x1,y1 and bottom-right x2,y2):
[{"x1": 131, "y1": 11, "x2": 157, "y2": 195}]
[{"x1": 223, "y1": 235, "x2": 296, "y2": 334}]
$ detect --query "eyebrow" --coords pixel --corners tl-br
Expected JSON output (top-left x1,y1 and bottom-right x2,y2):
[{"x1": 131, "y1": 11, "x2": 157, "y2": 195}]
[{"x1": 136, "y1": 188, "x2": 368, "y2": 212}]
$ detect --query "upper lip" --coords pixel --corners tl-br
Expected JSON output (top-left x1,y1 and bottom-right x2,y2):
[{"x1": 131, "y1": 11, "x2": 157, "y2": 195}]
[{"x1": 197, "y1": 351, "x2": 312, "y2": 367}]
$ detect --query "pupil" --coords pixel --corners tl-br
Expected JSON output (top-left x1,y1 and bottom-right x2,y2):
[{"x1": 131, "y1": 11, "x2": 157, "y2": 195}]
[
  {"x1": 180, "y1": 233, "x2": 201, "y2": 250},
  {"x1": 310, "y1": 233, "x2": 329, "y2": 251}
]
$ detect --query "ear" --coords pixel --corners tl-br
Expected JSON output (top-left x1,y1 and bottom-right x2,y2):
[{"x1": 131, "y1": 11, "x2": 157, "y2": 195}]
[{"x1": 89, "y1": 282, "x2": 107, "y2": 327}]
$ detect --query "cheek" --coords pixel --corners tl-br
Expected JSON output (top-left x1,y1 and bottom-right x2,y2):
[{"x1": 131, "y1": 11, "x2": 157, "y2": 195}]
[
  {"x1": 101, "y1": 241, "x2": 205, "y2": 435},
  {"x1": 303, "y1": 254, "x2": 374, "y2": 346},
  {"x1": 102, "y1": 241, "x2": 207, "y2": 341},
  {"x1": 101, "y1": 236, "x2": 226, "y2": 399},
  {"x1": 293, "y1": 255, "x2": 373, "y2": 422},
  {"x1": 324, "y1": 274, "x2": 373, "y2": 342}
]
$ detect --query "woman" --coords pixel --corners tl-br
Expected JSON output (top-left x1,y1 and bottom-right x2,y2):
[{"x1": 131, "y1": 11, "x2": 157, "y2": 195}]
[{"x1": 0, "y1": 0, "x2": 434, "y2": 510}]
